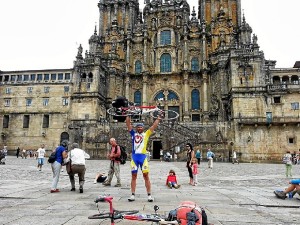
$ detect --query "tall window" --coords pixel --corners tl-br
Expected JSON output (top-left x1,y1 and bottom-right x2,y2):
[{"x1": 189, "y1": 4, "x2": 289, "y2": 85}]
[
  {"x1": 154, "y1": 91, "x2": 165, "y2": 101},
  {"x1": 23, "y1": 115, "x2": 30, "y2": 128},
  {"x1": 64, "y1": 86, "x2": 69, "y2": 93},
  {"x1": 160, "y1": 53, "x2": 171, "y2": 72},
  {"x1": 58, "y1": 73, "x2": 64, "y2": 80},
  {"x1": 191, "y1": 57, "x2": 199, "y2": 72},
  {"x1": 5, "y1": 87, "x2": 11, "y2": 94},
  {"x1": 43, "y1": 115, "x2": 49, "y2": 128},
  {"x1": 3, "y1": 115, "x2": 9, "y2": 128},
  {"x1": 191, "y1": 89, "x2": 200, "y2": 110},
  {"x1": 160, "y1": 30, "x2": 171, "y2": 45},
  {"x1": 134, "y1": 91, "x2": 142, "y2": 106},
  {"x1": 135, "y1": 60, "x2": 142, "y2": 74},
  {"x1": 44, "y1": 74, "x2": 50, "y2": 80},
  {"x1": 37, "y1": 74, "x2": 43, "y2": 81},
  {"x1": 291, "y1": 102, "x2": 299, "y2": 110}
]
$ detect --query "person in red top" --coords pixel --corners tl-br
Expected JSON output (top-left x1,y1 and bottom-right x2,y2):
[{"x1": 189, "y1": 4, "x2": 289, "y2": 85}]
[
  {"x1": 166, "y1": 169, "x2": 180, "y2": 189},
  {"x1": 103, "y1": 138, "x2": 121, "y2": 187}
]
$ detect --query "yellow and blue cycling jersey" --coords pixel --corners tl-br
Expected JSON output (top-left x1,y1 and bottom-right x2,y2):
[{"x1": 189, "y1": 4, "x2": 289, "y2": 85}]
[{"x1": 129, "y1": 129, "x2": 152, "y2": 173}]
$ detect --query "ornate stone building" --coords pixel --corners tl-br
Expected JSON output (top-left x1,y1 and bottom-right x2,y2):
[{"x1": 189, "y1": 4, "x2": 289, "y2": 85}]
[{"x1": 0, "y1": 0, "x2": 299, "y2": 162}]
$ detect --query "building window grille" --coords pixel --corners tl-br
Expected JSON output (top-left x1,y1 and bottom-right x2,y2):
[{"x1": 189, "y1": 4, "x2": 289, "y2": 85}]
[
  {"x1": 43, "y1": 98, "x2": 49, "y2": 106},
  {"x1": 26, "y1": 98, "x2": 32, "y2": 106},
  {"x1": 160, "y1": 53, "x2": 171, "y2": 72},
  {"x1": 135, "y1": 60, "x2": 142, "y2": 74},
  {"x1": 134, "y1": 91, "x2": 142, "y2": 106},
  {"x1": 191, "y1": 57, "x2": 199, "y2": 72},
  {"x1": 291, "y1": 102, "x2": 299, "y2": 110},
  {"x1": 160, "y1": 30, "x2": 171, "y2": 45},
  {"x1": 58, "y1": 73, "x2": 64, "y2": 80},
  {"x1": 64, "y1": 86, "x2": 69, "y2": 92},
  {"x1": 27, "y1": 87, "x2": 33, "y2": 94},
  {"x1": 51, "y1": 74, "x2": 56, "y2": 80},
  {"x1": 37, "y1": 74, "x2": 43, "y2": 81},
  {"x1": 30, "y1": 74, "x2": 36, "y2": 81},
  {"x1": 44, "y1": 86, "x2": 50, "y2": 93},
  {"x1": 4, "y1": 99, "x2": 11, "y2": 107},
  {"x1": 44, "y1": 74, "x2": 49, "y2": 81},
  {"x1": 62, "y1": 98, "x2": 69, "y2": 106},
  {"x1": 5, "y1": 87, "x2": 11, "y2": 94}
]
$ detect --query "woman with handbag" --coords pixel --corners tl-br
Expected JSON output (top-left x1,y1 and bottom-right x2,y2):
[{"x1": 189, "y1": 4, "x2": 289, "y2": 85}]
[{"x1": 67, "y1": 143, "x2": 90, "y2": 193}]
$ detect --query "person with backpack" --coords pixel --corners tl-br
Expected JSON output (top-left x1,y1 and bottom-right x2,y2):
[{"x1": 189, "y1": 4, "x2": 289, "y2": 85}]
[
  {"x1": 126, "y1": 114, "x2": 162, "y2": 202},
  {"x1": 103, "y1": 138, "x2": 122, "y2": 187},
  {"x1": 282, "y1": 151, "x2": 292, "y2": 177},
  {"x1": 50, "y1": 140, "x2": 68, "y2": 193}
]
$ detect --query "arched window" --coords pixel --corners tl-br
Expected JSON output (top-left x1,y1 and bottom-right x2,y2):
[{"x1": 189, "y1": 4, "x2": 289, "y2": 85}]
[
  {"x1": 272, "y1": 76, "x2": 280, "y2": 84},
  {"x1": 291, "y1": 75, "x2": 299, "y2": 84},
  {"x1": 191, "y1": 58, "x2": 199, "y2": 72},
  {"x1": 134, "y1": 91, "x2": 142, "y2": 106},
  {"x1": 167, "y1": 91, "x2": 179, "y2": 100},
  {"x1": 160, "y1": 30, "x2": 171, "y2": 45},
  {"x1": 154, "y1": 91, "x2": 165, "y2": 101},
  {"x1": 191, "y1": 89, "x2": 200, "y2": 110},
  {"x1": 282, "y1": 76, "x2": 289, "y2": 84},
  {"x1": 160, "y1": 53, "x2": 171, "y2": 72},
  {"x1": 135, "y1": 60, "x2": 142, "y2": 74}
]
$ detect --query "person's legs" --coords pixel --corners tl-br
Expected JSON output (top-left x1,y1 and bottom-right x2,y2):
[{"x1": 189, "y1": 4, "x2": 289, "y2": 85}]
[
  {"x1": 51, "y1": 161, "x2": 62, "y2": 191},
  {"x1": 197, "y1": 158, "x2": 200, "y2": 165},
  {"x1": 114, "y1": 163, "x2": 121, "y2": 186},
  {"x1": 69, "y1": 173, "x2": 76, "y2": 190},
  {"x1": 187, "y1": 166, "x2": 193, "y2": 184},
  {"x1": 104, "y1": 161, "x2": 114, "y2": 185},
  {"x1": 76, "y1": 165, "x2": 86, "y2": 193}
]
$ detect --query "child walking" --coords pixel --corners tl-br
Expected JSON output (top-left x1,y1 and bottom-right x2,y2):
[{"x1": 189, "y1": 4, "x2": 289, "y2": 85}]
[
  {"x1": 166, "y1": 169, "x2": 181, "y2": 189},
  {"x1": 191, "y1": 158, "x2": 198, "y2": 186}
]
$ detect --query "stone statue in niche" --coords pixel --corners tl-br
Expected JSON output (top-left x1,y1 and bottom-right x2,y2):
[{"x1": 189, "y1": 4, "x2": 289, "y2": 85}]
[
  {"x1": 210, "y1": 94, "x2": 220, "y2": 114},
  {"x1": 176, "y1": 16, "x2": 181, "y2": 26},
  {"x1": 151, "y1": 18, "x2": 156, "y2": 29}
]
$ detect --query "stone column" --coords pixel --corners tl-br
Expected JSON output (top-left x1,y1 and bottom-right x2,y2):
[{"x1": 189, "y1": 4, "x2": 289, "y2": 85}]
[
  {"x1": 107, "y1": 4, "x2": 111, "y2": 29},
  {"x1": 142, "y1": 75, "x2": 148, "y2": 105},
  {"x1": 125, "y1": 75, "x2": 130, "y2": 99},
  {"x1": 98, "y1": 3, "x2": 104, "y2": 36},
  {"x1": 183, "y1": 72, "x2": 190, "y2": 121},
  {"x1": 203, "y1": 73, "x2": 208, "y2": 112}
]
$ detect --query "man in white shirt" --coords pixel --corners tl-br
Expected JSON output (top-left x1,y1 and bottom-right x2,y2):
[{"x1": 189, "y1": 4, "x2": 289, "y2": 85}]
[
  {"x1": 36, "y1": 144, "x2": 46, "y2": 171},
  {"x1": 68, "y1": 143, "x2": 90, "y2": 193}
]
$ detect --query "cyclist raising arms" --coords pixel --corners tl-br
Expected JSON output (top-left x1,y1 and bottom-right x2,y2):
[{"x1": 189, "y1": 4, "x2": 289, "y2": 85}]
[{"x1": 126, "y1": 115, "x2": 161, "y2": 202}]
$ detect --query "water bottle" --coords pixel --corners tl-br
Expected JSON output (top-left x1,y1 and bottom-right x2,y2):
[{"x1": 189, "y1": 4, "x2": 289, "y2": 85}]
[{"x1": 288, "y1": 192, "x2": 293, "y2": 199}]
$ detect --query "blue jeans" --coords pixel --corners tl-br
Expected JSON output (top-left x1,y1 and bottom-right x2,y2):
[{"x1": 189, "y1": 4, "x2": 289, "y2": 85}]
[{"x1": 51, "y1": 161, "x2": 62, "y2": 190}]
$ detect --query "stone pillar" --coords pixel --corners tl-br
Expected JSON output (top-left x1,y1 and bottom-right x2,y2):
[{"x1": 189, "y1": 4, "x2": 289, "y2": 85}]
[
  {"x1": 183, "y1": 34, "x2": 188, "y2": 70},
  {"x1": 183, "y1": 72, "x2": 190, "y2": 121},
  {"x1": 142, "y1": 75, "x2": 148, "y2": 105},
  {"x1": 203, "y1": 73, "x2": 208, "y2": 112},
  {"x1": 125, "y1": 75, "x2": 130, "y2": 99},
  {"x1": 98, "y1": 3, "x2": 104, "y2": 36},
  {"x1": 107, "y1": 5, "x2": 111, "y2": 29},
  {"x1": 122, "y1": 5, "x2": 126, "y2": 30},
  {"x1": 143, "y1": 34, "x2": 147, "y2": 71}
]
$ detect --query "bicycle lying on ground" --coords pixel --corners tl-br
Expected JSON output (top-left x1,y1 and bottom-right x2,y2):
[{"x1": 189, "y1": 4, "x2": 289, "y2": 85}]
[
  {"x1": 88, "y1": 195, "x2": 179, "y2": 224},
  {"x1": 107, "y1": 97, "x2": 179, "y2": 121}
]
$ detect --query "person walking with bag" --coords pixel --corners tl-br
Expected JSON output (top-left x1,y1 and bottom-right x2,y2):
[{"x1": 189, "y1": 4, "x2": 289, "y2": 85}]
[
  {"x1": 186, "y1": 143, "x2": 195, "y2": 185},
  {"x1": 103, "y1": 138, "x2": 122, "y2": 187},
  {"x1": 50, "y1": 140, "x2": 68, "y2": 193},
  {"x1": 67, "y1": 143, "x2": 90, "y2": 193}
]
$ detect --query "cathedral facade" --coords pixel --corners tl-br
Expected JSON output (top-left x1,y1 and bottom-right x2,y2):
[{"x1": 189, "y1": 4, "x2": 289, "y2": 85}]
[{"x1": 1, "y1": 0, "x2": 299, "y2": 162}]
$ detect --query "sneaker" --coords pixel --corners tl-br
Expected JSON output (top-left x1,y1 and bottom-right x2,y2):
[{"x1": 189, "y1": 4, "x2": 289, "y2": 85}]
[
  {"x1": 114, "y1": 183, "x2": 121, "y2": 187},
  {"x1": 274, "y1": 190, "x2": 286, "y2": 199},
  {"x1": 93, "y1": 180, "x2": 97, "y2": 184},
  {"x1": 70, "y1": 188, "x2": 75, "y2": 191},
  {"x1": 50, "y1": 189, "x2": 60, "y2": 193},
  {"x1": 148, "y1": 195, "x2": 154, "y2": 202},
  {"x1": 103, "y1": 182, "x2": 111, "y2": 186},
  {"x1": 128, "y1": 195, "x2": 135, "y2": 202},
  {"x1": 79, "y1": 188, "x2": 83, "y2": 193},
  {"x1": 168, "y1": 183, "x2": 172, "y2": 189}
]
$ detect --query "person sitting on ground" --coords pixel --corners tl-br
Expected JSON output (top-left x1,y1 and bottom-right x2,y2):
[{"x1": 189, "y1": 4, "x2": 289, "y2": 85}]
[
  {"x1": 166, "y1": 169, "x2": 180, "y2": 189},
  {"x1": 274, "y1": 179, "x2": 300, "y2": 199},
  {"x1": 94, "y1": 173, "x2": 107, "y2": 184}
]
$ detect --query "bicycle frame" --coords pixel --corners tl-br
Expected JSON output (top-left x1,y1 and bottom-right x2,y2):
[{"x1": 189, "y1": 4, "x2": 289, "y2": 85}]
[{"x1": 89, "y1": 195, "x2": 179, "y2": 225}]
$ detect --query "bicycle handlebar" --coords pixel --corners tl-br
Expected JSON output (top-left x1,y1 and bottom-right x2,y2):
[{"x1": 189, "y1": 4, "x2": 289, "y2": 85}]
[{"x1": 95, "y1": 195, "x2": 113, "y2": 203}]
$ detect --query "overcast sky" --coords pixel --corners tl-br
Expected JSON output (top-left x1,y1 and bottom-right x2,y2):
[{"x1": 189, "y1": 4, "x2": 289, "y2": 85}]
[{"x1": 0, "y1": 0, "x2": 299, "y2": 71}]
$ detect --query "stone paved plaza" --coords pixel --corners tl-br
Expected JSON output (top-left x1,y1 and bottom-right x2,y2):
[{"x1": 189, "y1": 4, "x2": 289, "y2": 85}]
[{"x1": 0, "y1": 156, "x2": 299, "y2": 225}]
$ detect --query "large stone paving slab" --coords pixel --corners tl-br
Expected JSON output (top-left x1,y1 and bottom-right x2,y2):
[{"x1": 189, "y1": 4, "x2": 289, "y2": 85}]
[{"x1": 0, "y1": 156, "x2": 300, "y2": 224}]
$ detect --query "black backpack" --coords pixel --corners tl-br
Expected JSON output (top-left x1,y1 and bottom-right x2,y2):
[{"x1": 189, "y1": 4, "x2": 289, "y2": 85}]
[
  {"x1": 48, "y1": 152, "x2": 56, "y2": 163},
  {"x1": 115, "y1": 145, "x2": 127, "y2": 165}
]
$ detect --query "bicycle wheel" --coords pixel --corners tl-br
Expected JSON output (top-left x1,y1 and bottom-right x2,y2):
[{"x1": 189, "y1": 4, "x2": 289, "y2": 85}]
[
  {"x1": 150, "y1": 109, "x2": 179, "y2": 121},
  {"x1": 107, "y1": 107, "x2": 139, "y2": 117},
  {"x1": 88, "y1": 212, "x2": 111, "y2": 219},
  {"x1": 88, "y1": 210, "x2": 139, "y2": 220}
]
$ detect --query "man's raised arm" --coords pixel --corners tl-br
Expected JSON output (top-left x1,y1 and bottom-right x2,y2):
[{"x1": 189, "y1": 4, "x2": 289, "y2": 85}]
[{"x1": 126, "y1": 116, "x2": 132, "y2": 131}]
